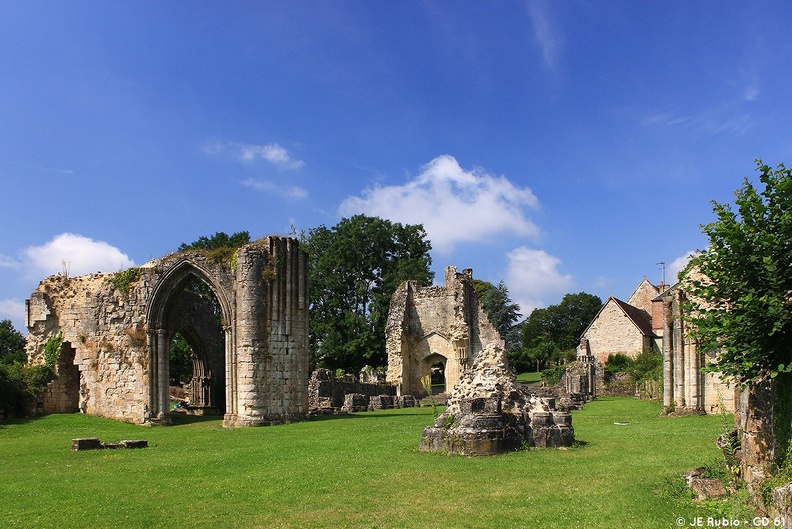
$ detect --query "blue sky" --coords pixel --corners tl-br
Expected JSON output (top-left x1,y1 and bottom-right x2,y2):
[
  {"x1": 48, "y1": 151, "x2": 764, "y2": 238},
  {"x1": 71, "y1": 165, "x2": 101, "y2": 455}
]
[{"x1": 2, "y1": 1, "x2": 792, "y2": 334}]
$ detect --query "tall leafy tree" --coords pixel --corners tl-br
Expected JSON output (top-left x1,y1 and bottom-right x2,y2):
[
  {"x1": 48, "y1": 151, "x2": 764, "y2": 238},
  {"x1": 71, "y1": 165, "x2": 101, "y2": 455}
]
[
  {"x1": 472, "y1": 279, "x2": 521, "y2": 352},
  {"x1": 304, "y1": 215, "x2": 433, "y2": 372},
  {"x1": 686, "y1": 160, "x2": 792, "y2": 384},
  {"x1": 519, "y1": 292, "x2": 602, "y2": 371}
]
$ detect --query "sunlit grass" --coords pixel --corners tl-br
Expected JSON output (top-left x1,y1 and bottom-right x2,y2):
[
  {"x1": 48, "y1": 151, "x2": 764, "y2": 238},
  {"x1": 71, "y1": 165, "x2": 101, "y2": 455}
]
[
  {"x1": 516, "y1": 371, "x2": 542, "y2": 384},
  {"x1": 0, "y1": 398, "x2": 747, "y2": 528}
]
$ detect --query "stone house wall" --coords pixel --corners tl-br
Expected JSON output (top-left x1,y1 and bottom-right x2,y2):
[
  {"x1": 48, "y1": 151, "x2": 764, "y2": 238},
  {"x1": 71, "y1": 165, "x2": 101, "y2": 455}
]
[
  {"x1": 626, "y1": 277, "x2": 661, "y2": 313},
  {"x1": 582, "y1": 298, "x2": 651, "y2": 365}
]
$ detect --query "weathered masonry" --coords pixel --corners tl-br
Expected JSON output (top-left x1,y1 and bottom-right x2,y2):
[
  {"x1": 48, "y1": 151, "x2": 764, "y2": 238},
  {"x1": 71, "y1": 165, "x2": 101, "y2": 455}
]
[
  {"x1": 385, "y1": 266, "x2": 501, "y2": 397},
  {"x1": 25, "y1": 236, "x2": 309, "y2": 427}
]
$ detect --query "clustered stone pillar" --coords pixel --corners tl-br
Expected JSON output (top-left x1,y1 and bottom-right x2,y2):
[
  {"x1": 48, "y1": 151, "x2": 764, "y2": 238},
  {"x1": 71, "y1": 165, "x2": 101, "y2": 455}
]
[
  {"x1": 662, "y1": 297, "x2": 674, "y2": 409},
  {"x1": 662, "y1": 289, "x2": 705, "y2": 413},
  {"x1": 147, "y1": 328, "x2": 172, "y2": 425}
]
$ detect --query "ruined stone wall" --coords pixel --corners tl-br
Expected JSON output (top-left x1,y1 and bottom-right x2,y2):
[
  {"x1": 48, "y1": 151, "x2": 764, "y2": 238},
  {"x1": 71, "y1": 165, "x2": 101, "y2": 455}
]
[
  {"x1": 386, "y1": 266, "x2": 501, "y2": 397},
  {"x1": 584, "y1": 300, "x2": 648, "y2": 365},
  {"x1": 308, "y1": 369, "x2": 398, "y2": 414},
  {"x1": 25, "y1": 236, "x2": 309, "y2": 427},
  {"x1": 26, "y1": 272, "x2": 153, "y2": 421}
]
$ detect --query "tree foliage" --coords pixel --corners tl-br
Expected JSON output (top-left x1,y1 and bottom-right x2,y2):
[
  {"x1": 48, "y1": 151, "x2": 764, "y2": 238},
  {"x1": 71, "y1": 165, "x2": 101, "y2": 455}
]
[
  {"x1": 515, "y1": 292, "x2": 602, "y2": 372},
  {"x1": 472, "y1": 279, "x2": 521, "y2": 352},
  {"x1": 303, "y1": 215, "x2": 433, "y2": 373},
  {"x1": 685, "y1": 160, "x2": 792, "y2": 384},
  {"x1": 0, "y1": 319, "x2": 53, "y2": 419},
  {"x1": 0, "y1": 319, "x2": 26, "y2": 364},
  {"x1": 178, "y1": 231, "x2": 251, "y2": 251}
]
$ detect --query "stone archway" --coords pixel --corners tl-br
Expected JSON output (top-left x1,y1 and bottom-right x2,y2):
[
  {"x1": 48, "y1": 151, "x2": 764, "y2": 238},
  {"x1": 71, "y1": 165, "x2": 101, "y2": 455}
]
[
  {"x1": 25, "y1": 236, "x2": 309, "y2": 427},
  {"x1": 145, "y1": 259, "x2": 233, "y2": 425}
]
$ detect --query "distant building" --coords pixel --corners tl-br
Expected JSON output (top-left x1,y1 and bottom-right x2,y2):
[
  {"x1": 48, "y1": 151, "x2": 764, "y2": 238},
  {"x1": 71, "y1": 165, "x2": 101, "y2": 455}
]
[
  {"x1": 577, "y1": 278, "x2": 663, "y2": 365},
  {"x1": 576, "y1": 275, "x2": 734, "y2": 414}
]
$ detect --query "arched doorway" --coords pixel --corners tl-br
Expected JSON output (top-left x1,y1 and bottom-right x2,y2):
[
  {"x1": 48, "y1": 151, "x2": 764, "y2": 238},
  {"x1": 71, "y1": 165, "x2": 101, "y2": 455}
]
[
  {"x1": 424, "y1": 353, "x2": 448, "y2": 395},
  {"x1": 146, "y1": 260, "x2": 232, "y2": 425}
]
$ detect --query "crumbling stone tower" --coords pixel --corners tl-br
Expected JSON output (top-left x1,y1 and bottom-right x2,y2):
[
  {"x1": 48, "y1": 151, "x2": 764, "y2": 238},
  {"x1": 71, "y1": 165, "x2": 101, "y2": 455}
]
[
  {"x1": 25, "y1": 236, "x2": 309, "y2": 427},
  {"x1": 385, "y1": 266, "x2": 501, "y2": 396}
]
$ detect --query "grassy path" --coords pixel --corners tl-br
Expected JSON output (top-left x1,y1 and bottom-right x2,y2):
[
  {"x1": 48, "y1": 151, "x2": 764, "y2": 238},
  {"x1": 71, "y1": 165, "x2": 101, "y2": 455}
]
[{"x1": 0, "y1": 398, "x2": 741, "y2": 528}]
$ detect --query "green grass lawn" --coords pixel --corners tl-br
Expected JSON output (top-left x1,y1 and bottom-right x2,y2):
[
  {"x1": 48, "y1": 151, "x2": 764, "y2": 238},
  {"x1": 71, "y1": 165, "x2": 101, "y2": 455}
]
[
  {"x1": 0, "y1": 398, "x2": 749, "y2": 528},
  {"x1": 516, "y1": 371, "x2": 542, "y2": 384}
]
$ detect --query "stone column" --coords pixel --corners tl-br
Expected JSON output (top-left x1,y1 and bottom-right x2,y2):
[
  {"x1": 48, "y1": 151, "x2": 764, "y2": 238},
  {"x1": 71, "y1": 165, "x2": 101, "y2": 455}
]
[
  {"x1": 224, "y1": 325, "x2": 236, "y2": 417},
  {"x1": 157, "y1": 329, "x2": 169, "y2": 417},
  {"x1": 662, "y1": 298, "x2": 674, "y2": 408},
  {"x1": 148, "y1": 329, "x2": 158, "y2": 417},
  {"x1": 673, "y1": 292, "x2": 685, "y2": 408}
]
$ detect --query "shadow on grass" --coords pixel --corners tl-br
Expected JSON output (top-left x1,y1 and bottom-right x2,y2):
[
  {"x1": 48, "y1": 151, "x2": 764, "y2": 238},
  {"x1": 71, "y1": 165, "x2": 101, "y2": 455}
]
[
  {"x1": 307, "y1": 409, "x2": 437, "y2": 422},
  {"x1": 169, "y1": 413, "x2": 224, "y2": 426}
]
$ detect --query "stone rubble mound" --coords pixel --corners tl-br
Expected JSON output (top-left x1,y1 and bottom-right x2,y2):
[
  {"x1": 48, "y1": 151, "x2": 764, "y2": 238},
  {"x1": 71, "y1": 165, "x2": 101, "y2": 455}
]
[{"x1": 420, "y1": 341, "x2": 574, "y2": 455}]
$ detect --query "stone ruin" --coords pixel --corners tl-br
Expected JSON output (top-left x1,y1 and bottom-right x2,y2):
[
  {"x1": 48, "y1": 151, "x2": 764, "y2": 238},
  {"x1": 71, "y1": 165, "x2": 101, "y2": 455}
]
[
  {"x1": 386, "y1": 266, "x2": 501, "y2": 398},
  {"x1": 420, "y1": 341, "x2": 574, "y2": 455},
  {"x1": 308, "y1": 368, "x2": 416, "y2": 415},
  {"x1": 24, "y1": 236, "x2": 309, "y2": 428}
]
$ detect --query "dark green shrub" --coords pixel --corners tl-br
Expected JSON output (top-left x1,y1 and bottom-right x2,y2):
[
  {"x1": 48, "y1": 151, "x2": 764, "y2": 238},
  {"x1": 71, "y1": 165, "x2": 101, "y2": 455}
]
[
  {"x1": 605, "y1": 353, "x2": 634, "y2": 380},
  {"x1": 541, "y1": 364, "x2": 566, "y2": 385}
]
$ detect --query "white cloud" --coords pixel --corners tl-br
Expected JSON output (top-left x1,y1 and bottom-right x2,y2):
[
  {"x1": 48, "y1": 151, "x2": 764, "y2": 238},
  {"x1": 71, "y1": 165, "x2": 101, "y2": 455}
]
[
  {"x1": 667, "y1": 250, "x2": 697, "y2": 284},
  {"x1": 23, "y1": 233, "x2": 134, "y2": 278},
  {"x1": 240, "y1": 178, "x2": 308, "y2": 200},
  {"x1": 505, "y1": 246, "x2": 573, "y2": 315},
  {"x1": 339, "y1": 155, "x2": 540, "y2": 254},
  {"x1": 205, "y1": 140, "x2": 304, "y2": 169}
]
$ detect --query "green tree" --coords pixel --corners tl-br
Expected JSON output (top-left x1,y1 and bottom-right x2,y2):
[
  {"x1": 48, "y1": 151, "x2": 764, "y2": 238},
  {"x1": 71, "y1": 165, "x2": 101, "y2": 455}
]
[
  {"x1": 0, "y1": 319, "x2": 52, "y2": 419},
  {"x1": 472, "y1": 279, "x2": 522, "y2": 353},
  {"x1": 303, "y1": 215, "x2": 433, "y2": 372},
  {"x1": 685, "y1": 160, "x2": 792, "y2": 384},
  {"x1": 0, "y1": 319, "x2": 26, "y2": 365},
  {"x1": 520, "y1": 292, "x2": 602, "y2": 370}
]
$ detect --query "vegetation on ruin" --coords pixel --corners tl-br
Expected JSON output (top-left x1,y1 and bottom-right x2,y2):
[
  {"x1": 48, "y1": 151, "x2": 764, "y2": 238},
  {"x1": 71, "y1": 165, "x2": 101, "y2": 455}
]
[
  {"x1": 179, "y1": 230, "x2": 251, "y2": 265},
  {"x1": 302, "y1": 215, "x2": 433, "y2": 372},
  {"x1": 108, "y1": 267, "x2": 141, "y2": 295},
  {"x1": 0, "y1": 398, "x2": 751, "y2": 528}
]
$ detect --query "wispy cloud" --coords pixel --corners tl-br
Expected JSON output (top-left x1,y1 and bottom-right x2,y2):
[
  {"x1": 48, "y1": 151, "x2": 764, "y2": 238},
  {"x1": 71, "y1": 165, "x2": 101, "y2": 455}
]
[
  {"x1": 644, "y1": 101, "x2": 754, "y2": 136},
  {"x1": 0, "y1": 299, "x2": 25, "y2": 332},
  {"x1": 204, "y1": 140, "x2": 304, "y2": 169},
  {"x1": 667, "y1": 250, "x2": 697, "y2": 284},
  {"x1": 527, "y1": 1, "x2": 561, "y2": 71},
  {"x1": 339, "y1": 155, "x2": 539, "y2": 254},
  {"x1": 240, "y1": 178, "x2": 308, "y2": 200},
  {"x1": 23, "y1": 233, "x2": 134, "y2": 278},
  {"x1": 505, "y1": 246, "x2": 574, "y2": 316}
]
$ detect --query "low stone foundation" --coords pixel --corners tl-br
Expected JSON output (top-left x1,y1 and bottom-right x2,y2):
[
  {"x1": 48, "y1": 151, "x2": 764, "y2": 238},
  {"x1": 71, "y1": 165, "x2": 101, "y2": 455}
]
[
  {"x1": 71, "y1": 438, "x2": 148, "y2": 451},
  {"x1": 309, "y1": 368, "x2": 414, "y2": 415}
]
